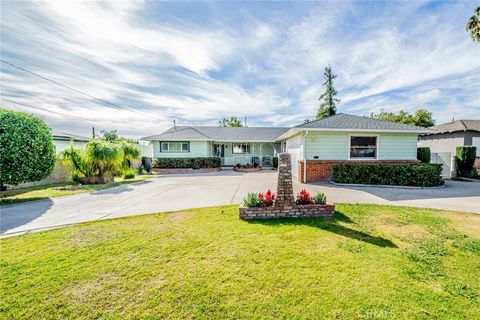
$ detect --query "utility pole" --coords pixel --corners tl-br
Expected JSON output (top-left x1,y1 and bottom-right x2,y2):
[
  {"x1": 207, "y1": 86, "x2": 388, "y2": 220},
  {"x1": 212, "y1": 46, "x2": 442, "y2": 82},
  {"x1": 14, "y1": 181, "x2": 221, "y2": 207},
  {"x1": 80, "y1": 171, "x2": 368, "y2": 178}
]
[
  {"x1": 92, "y1": 126, "x2": 95, "y2": 138},
  {"x1": 244, "y1": 116, "x2": 247, "y2": 127}
]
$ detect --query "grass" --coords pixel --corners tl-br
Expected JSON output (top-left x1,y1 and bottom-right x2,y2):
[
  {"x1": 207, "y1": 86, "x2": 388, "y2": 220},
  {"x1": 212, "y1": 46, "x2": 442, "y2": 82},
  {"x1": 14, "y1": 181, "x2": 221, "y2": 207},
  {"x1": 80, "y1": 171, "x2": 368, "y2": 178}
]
[
  {"x1": 1, "y1": 204, "x2": 479, "y2": 319},
  {"x1": 0, "y1": 175, "x2": 153, "y2": 206}
]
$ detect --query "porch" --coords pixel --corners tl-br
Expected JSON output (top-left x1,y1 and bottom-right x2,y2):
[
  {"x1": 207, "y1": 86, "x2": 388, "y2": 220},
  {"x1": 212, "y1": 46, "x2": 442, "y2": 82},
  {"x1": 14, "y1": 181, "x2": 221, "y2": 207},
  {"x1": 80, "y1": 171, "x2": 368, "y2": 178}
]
[{"x1": 211, "y1": 141, "x2": 279, "y2": 167}]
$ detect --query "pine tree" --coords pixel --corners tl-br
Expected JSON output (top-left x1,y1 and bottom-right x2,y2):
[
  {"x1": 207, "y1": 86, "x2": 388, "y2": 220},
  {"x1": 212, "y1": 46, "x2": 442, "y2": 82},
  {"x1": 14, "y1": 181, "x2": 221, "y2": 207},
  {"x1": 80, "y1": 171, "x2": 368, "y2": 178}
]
[{"x1": 317, "y1": 66, "x2": 340, "y2": 119}]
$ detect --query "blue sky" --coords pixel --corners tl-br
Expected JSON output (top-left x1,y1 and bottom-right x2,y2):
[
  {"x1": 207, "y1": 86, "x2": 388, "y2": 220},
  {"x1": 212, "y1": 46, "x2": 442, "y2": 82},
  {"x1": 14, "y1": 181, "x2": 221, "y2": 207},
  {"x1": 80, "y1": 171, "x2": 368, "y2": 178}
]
[{"x1": 1, "y1": 0, "x2": 479, "y2": 137}]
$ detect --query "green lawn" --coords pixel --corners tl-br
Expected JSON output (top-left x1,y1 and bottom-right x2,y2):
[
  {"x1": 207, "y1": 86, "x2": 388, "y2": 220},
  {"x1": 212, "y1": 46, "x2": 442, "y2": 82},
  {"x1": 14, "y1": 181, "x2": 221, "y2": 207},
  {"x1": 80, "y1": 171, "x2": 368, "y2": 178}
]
[
  {"x1": 0, "y1": 175, "x2": 153, "y2": 206},
  {"x1": 1, "y1": 204, "x2": 479, "y2": 319}
]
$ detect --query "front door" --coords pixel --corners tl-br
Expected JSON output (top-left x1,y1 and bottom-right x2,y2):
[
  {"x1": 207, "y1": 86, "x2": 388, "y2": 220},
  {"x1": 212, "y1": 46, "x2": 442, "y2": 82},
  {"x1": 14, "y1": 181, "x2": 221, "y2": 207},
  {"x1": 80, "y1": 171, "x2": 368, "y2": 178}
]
[{"x1": 213, "y1": 143, "x2": 225, "y2": 162}]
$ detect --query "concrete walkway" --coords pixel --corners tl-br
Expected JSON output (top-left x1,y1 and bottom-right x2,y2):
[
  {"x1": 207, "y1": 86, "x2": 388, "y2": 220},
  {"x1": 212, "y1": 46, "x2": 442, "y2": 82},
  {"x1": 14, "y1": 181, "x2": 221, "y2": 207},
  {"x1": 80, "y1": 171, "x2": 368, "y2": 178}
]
[{"x1": 1, "y1": 170, "x2": 479, "y2": 237}]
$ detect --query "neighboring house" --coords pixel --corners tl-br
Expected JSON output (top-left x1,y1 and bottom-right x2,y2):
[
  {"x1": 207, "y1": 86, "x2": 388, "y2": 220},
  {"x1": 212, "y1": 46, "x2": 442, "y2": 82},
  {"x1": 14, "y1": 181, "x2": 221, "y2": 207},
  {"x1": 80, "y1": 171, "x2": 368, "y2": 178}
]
[
  {"x1": 419, "y1": 120, "x2": 480, "y2": 155},
  {"x1": 52, "y1": 131, "x2": 89, "y2": 154},
  {"x1": 419, "y1": 119, "x2": 480, "y2": 171},
  {"x1": 142, "y1": 113, "x2": 432, "y2": 182}
]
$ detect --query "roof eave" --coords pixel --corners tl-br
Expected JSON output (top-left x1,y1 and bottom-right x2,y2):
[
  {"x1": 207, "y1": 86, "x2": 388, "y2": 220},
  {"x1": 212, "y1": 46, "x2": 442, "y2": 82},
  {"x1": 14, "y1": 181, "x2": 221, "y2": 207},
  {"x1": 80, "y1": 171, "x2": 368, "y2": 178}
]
[{"x1": 276, "y1": 128, "x2": 432, "y2": 141}]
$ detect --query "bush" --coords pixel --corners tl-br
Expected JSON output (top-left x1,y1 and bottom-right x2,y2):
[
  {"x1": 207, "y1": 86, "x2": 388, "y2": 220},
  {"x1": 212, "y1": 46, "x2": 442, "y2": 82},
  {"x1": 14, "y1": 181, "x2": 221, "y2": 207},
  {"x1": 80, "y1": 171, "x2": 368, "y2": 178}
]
[
  {"x1": 243, "y1": 192, "x2": 260, "y2": 208},
  {"x1": 417, "y1": 147, "x2": 431, "y2": 163},
  {"x1": 123, "y1": 169, "x2": 135, "y2": 179},
  {"x1": 312, "y1": 192, "x2": 327, "y2": 205},
  {"x1": 62, "y1": 140, "x2": 123, "y2": 184},
  {"x1": 296, "y1": 188, "x2": 313, "y2": 205},
  {"x1": 456, "y1": 146, "x2": 477, "y2": 177},
  {"x1": 153, "y1": 157, "x2": 221, "y2": 169},
  {"x1": 332, "y1": 163, "x2": 443, "y2": 187},
  {"x1": 273, "y1": 157, "x2": 278, "y2": 168},
  {"x1": 0, "y1": 109, "x2": 55, "y2": 188}
]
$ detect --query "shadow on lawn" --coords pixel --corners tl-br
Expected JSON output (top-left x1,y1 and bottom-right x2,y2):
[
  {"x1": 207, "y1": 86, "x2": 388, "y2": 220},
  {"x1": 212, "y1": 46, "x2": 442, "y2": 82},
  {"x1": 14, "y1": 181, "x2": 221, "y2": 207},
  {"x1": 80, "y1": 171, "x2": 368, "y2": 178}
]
[{"x1": 248, "y1": 211, "x2": 397, "y2": 248}]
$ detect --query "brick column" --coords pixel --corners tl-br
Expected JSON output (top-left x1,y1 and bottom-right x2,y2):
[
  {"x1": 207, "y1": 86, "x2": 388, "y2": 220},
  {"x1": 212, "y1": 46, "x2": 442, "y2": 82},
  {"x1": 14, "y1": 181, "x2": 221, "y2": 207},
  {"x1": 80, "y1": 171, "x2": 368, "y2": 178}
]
[{"x1": 274, "y1": 153, "x2": 296, "y2": 209}]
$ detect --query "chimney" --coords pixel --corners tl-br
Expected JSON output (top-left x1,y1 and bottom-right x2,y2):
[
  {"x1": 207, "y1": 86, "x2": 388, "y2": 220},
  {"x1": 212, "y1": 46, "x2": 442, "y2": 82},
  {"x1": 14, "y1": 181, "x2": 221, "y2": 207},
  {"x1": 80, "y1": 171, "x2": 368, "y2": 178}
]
[{"x1": 173, "y1": 119, "x2": 176, "y2": 129}]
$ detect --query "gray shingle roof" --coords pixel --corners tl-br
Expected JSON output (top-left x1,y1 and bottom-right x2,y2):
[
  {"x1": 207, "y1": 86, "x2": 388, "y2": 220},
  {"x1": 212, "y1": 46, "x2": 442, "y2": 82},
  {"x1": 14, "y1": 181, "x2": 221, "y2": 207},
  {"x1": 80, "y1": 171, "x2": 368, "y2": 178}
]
[
  {"x1": 52, "y1": 131, "x2": 90, "y2": 142},
  {"x1": 295, "y1": 113, "x2": 429, "y2": 131},
  {"x1": 428, "y1": 120, "x2": 480, "y2": 134},
  {"x1": 141, "y1": 126, "x2": 290, "y2": 142}
]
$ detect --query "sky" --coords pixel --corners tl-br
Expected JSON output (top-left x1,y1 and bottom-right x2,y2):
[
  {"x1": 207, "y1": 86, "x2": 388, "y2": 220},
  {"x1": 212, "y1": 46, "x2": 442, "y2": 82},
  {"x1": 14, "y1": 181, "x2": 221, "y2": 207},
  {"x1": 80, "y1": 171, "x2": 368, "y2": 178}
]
[{"x1": 1, "y1": 0, "x2": 479, "y2": 138}]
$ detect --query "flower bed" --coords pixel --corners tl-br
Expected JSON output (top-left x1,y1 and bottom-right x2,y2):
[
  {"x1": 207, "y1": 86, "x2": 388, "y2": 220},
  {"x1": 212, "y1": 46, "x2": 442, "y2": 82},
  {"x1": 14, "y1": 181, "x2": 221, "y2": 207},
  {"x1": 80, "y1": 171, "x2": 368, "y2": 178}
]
[{"x1": 233, "y1": 167, "x2": 262, "y2": 173}]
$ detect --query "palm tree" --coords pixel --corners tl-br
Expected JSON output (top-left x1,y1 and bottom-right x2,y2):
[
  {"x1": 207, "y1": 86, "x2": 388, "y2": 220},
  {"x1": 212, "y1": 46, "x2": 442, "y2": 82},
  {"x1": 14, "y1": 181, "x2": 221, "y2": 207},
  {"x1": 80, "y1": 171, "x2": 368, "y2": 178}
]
[{"x1": 466, "y1": 7, "x2": 480, "y2": 42}]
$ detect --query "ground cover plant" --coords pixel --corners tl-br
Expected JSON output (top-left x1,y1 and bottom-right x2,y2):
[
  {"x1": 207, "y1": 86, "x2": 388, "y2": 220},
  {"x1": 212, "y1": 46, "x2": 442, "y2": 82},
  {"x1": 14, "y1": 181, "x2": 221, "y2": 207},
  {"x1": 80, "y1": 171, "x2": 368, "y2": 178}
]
[
  {"x1": 0, "y1": 175, "x2": 152, "y2": 206},
  {"x1": 1, "y1": 204, "x2": 479, "y2": 319}
]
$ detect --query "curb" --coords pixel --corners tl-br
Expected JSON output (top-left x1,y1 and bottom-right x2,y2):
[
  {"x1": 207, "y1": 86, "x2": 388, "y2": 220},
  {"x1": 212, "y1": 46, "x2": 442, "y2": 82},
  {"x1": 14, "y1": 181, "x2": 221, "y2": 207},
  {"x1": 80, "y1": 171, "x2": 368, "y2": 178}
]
[{"x1": 328, "y1": 181, "x2": 446, "y2": 189}]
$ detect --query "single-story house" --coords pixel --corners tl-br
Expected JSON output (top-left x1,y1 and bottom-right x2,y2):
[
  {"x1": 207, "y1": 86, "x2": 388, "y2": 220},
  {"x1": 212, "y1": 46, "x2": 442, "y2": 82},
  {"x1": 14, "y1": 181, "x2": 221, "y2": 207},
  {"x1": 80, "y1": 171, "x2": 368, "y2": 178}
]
[
  {"x1": 419, "y1": 119, "x2": 480, "y2": 157},
  {"x1": 52, "y1": 131, "x2": 89, "y2": 154},
  {"x1": 141, "y1": 113, "x2": 432, "y2": 182}
]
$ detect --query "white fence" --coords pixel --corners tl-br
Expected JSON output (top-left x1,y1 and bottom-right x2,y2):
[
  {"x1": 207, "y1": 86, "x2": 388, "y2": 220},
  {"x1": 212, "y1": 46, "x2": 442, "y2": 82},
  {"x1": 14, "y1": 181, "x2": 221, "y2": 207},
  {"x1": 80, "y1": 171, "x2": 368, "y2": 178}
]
[{"x1": 431, "y1": 152, "x2": 455, "y2": 179}]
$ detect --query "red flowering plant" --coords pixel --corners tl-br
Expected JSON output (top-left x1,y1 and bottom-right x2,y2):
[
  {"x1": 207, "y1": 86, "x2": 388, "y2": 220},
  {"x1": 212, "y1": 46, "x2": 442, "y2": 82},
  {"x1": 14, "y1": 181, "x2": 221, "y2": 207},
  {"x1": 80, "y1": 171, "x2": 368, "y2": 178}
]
[
  {"x1": 258, "y1": 189, "x2": 276, "y2": 207},
  {"x1": 296, "y1": 188, "x2": 313, "y2": 205}
]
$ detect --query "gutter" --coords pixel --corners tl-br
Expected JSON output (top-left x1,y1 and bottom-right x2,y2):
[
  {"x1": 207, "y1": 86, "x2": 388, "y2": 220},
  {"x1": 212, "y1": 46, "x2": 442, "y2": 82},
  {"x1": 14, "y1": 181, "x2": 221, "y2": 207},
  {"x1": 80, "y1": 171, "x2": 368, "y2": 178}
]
[{"x1": 303, "y1": 130, "x2": 309, "y2": 183}]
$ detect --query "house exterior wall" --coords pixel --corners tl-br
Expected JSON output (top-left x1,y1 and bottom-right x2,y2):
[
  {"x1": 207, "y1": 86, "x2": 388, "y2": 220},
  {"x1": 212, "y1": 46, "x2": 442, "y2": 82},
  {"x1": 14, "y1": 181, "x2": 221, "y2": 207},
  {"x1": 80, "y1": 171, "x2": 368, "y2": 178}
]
[
  {"x1": 304, "y1": 131, "x2": 418, "y2": 160},
  {"x1": 287, "y1": 131, "x2": 420, "y2": 182},
  {"x1": 419, "y1": 131, "x2": 480, "y2": 154},
  {"x1": 153, "y1": 140, "x2": 210, "y2": 158},
  {"x1": 54, "y1": 140, "x2": 88, "y2": 154}
]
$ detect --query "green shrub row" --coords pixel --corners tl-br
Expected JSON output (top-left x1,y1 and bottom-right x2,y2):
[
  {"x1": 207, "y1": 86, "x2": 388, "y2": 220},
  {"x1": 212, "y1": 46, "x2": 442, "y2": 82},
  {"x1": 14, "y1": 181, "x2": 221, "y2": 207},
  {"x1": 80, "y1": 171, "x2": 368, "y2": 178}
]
[
  {"x1": 153, "y1": 157, "x2": 221, "y2": 169},
  {"x1": 332, "y1": 163, "x2": 443, "y2": 187}
]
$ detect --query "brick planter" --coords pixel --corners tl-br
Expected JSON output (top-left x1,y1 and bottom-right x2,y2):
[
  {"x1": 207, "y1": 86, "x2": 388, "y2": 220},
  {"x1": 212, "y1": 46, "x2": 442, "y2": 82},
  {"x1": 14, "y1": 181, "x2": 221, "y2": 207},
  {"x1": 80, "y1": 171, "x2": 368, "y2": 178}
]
[
  {"x1": 239, "y1": 153, "x2": 335, "y2": 220},
  {"x1": 239, "y1": 203, "x2": 335, "y2": 220}
]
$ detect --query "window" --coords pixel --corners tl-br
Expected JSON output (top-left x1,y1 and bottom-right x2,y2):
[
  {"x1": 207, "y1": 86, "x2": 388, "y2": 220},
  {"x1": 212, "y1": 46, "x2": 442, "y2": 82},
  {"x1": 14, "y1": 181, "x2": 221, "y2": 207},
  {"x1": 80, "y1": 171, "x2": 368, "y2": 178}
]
[
  {"x1": 350, "y1": 136, "x2": 377, "y2": 159},
  {"x1": 233, "y1": 143, "x2": 250, "y2": 154},
  {"x1": 160, "y1": 141, "x2": 189, "y2": 152}
]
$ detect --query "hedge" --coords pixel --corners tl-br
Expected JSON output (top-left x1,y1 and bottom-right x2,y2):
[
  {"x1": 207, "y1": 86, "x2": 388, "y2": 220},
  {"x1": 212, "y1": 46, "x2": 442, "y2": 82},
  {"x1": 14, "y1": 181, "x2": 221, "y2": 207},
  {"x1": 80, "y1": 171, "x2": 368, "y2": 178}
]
[
  {"x1": 456, "y1": 146, "x2": 477, "y2": 177},
  {"x1": 417, "y1": 147, "x2": 431, "y2": 163},
  {"x1": 153, "y1": 157, "x2": 221, "y2": 169},
  {"x1": 332, "y1": 163, "x2": 443, "y2": 187}
]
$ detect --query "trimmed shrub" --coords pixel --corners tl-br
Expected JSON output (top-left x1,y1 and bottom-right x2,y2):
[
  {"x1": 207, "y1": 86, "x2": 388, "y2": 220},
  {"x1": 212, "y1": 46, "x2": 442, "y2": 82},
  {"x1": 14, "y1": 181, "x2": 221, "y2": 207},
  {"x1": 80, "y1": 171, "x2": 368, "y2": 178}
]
[
  {"x1": 273, "y1": 157, "x2": 278, "y2": 168},
  {"x1": 332, "y1": 163, "x2": 443, "y2": 187},
  {"x1": 456, "y1": 146, "x2": 477, "y2": 177},
  {"x1": 417, "y1": 147, "x2": 431, "y2": 163},
  {"x1": 0, "y1": 109, "x2": 55, "y2": 188},
  {"x1": 153, "y1": 157, "x2": 221, "y2": 169}
]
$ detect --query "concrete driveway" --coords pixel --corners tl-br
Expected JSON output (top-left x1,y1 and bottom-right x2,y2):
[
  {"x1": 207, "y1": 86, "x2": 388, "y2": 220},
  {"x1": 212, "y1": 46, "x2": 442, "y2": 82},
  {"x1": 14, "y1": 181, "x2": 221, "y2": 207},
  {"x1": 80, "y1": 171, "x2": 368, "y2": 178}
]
[{"x1": 1, "y1": 170, "x2": 479, "y2": 236}]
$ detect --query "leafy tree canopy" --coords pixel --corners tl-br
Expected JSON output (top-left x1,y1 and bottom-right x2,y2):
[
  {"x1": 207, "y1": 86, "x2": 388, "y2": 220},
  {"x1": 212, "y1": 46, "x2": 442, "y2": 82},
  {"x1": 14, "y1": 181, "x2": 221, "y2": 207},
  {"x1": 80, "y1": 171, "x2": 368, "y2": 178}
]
[
  {"x1": 466, "y1": 7, "x2": 480, "y2": 42},
  {"x1": 369, "y1": 108, "x2": 435, "y2": 128},
  {"x1": 317, "y1": 65, "x2": 340, "y2": 120},
  {"x1": 0, "y1": 109, "x2": 55, "y2": 187},
  {"x1": 219, "y1": 117, "x2": 243, "y2": 127}
]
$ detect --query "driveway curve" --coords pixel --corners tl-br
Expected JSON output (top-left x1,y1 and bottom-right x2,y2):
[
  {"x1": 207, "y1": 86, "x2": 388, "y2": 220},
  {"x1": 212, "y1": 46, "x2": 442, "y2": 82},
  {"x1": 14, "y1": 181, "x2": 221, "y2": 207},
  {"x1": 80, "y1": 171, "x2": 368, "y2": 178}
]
[{"x1": 1, "y1": 170, "x2": 479, "y2": 237}]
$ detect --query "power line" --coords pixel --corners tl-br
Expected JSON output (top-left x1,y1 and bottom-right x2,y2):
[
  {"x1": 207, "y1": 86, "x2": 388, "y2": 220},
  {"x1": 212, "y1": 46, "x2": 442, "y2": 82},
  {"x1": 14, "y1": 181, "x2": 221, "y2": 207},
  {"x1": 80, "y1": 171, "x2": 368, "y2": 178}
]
[
  {"x1": 1, "y1": 98, "x2": 103, "y2": 123},
  {"x1": 0, "y1": 59, "x2": 155, "y2": 120}
]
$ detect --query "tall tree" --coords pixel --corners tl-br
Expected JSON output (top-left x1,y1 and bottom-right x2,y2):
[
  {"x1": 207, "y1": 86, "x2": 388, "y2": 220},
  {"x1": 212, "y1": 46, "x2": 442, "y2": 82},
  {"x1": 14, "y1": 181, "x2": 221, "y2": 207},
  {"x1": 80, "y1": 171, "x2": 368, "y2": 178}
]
[
  {"x1": 369, "y1": 108, "x2": 435, "y2": 128},
  {"x1": 101, "y1": 130, "x2": 119, "y2": 142},
  {"x1": 466, "y1": 7, "x2": 480, "y2": 42},
  {"x1": 317, "y1": 66, "x2": 340, "y2": 120},
  {"x1": 219, "y1": 116, "x2": 243, "y2": 127}
]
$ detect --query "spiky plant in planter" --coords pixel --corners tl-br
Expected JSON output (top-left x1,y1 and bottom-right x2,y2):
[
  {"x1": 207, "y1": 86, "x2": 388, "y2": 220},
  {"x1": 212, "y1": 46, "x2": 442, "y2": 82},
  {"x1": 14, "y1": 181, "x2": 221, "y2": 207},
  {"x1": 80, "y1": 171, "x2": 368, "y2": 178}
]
[
  {"x1": 312, "y1": 192, "x2": 327, "y2": 205},
  {"x1": 296, "y1": 189, "x2": 313, "y2": 205}
]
